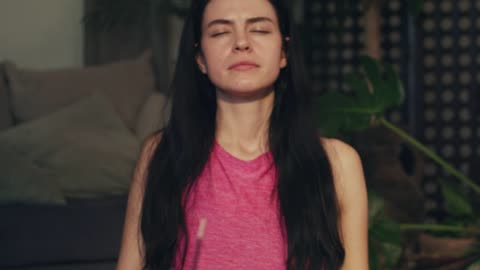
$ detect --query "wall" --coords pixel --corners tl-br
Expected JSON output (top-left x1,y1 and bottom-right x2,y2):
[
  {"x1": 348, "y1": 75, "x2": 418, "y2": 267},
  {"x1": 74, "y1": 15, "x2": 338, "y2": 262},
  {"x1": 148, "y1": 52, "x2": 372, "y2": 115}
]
[{"x1": 0, "y1": 0, "x2": 84, "y2": 69}]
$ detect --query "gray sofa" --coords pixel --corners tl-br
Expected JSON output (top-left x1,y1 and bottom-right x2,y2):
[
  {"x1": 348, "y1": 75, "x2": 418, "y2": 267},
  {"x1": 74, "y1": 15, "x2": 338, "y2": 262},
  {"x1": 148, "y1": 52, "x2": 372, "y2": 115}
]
[{"x1": 0, "y1": 51, "x2": 168, "y2": 270}]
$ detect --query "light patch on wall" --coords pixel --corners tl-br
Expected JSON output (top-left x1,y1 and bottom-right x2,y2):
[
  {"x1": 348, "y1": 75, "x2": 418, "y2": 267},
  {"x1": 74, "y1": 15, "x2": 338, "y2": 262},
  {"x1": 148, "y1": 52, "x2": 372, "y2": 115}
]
[{"x1": 0, "y1": 0, "x2": 84, "y2": 69}]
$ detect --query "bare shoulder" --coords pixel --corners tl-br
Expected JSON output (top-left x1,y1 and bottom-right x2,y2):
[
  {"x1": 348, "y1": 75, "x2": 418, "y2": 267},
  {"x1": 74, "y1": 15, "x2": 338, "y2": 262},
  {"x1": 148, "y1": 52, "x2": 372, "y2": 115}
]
[
  {"x1": 319, "y1": 137, "x2": 362, "y2": 171},
  {"x1": 132, "y1": 132, "x2": 163, "y2": 186},
  {"x1": 117, "y1": 133, "x2": 163, "y2": 270},
  {"x1": 319, "y1": 137, "x2": 366, "y2": 205},
  {"x1": 141, "y1": 132, "x2": 163, "y2": 156},
  {"x1": 319, "y1": 138, "x2": 369, "y2": 269}
]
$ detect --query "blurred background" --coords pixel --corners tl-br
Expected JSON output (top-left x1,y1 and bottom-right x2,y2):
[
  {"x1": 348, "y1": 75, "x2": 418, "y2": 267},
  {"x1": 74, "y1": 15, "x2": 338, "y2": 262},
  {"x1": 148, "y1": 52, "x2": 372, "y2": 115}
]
[{"x1": 0, "y1": 0, "x2": 479, "y2": 269}]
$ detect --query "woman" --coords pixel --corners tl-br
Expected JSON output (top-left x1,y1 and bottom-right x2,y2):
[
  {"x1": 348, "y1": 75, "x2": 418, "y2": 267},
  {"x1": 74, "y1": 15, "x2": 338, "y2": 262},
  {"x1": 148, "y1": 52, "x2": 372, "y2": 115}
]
[{"x1": 117, "y1": 0, "x2": 368, "y2": 269}]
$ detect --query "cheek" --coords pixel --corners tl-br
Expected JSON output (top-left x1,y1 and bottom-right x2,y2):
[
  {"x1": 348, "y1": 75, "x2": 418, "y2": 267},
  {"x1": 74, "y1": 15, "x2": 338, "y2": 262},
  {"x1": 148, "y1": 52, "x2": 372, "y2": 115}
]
[
  {"x1": 255, "y1": 38, "x2": 284, "y2": 65},
  {"x1": 201, "y1": 51, "x2": 225, "y2": 85},
  {"x1": 202, "y1": 46, "x2": 225, "y2": 71},
  {"x1": 264, "y1": 48, "x2": 285, "y2": 70}
]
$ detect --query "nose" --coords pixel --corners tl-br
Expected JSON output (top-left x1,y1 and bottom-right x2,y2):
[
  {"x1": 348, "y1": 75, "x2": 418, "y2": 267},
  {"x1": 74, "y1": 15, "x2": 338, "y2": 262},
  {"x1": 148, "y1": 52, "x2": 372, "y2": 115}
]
[{"x1": 233, "y1": 32, "x2": 251, "y2": 52}]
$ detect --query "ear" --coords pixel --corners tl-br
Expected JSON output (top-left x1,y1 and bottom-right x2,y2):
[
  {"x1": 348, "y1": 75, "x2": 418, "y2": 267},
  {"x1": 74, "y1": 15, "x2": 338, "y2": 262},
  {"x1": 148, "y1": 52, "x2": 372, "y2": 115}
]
[
  {"x1": 280, "y1": 49, "x2": 287, "y2": 69},
  {"x1": 195, "y1": 53, "x2": 208, "y2": 74}
]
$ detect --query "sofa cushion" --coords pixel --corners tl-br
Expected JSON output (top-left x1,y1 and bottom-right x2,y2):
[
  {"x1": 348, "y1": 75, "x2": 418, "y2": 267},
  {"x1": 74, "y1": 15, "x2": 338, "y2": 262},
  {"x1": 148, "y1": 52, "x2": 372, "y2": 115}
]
[
  {"x1": 0, "y1": 63, "x2": 13, "y2": 131},
  {"x1": 0, "y1": 144, "x2": 66, "y2": 205},
  {"x1": 0, "y1": 93, "x2": 140, "y2": 199},
  {"x1": 4, "y1": 51, "x2": 154, "y2": 130}
]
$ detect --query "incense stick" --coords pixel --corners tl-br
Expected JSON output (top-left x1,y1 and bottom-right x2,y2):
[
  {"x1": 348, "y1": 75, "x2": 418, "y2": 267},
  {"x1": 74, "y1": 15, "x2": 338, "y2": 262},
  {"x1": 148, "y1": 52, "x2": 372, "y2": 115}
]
[{"x1": 191, "y1": 218, "x2": 207, "y2": 270}]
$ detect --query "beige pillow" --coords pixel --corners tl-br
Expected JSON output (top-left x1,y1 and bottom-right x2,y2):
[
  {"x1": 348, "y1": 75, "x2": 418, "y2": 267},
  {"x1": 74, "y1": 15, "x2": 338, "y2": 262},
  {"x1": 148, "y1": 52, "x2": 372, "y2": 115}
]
[
  {"x1": 0, "y1": 92, "x2": 141, "y2": 198},
  {"x1": 4, "y1": 51, "x2": 154, "y2": 130},
  {"x1": 135, "y1": 91, "x2": 170, "y2": 142}
]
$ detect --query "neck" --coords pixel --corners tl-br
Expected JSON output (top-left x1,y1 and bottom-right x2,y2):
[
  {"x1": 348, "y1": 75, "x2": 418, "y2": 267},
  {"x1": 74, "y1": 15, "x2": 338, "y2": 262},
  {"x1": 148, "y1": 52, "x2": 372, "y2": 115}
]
[{"x1": 215, "y1": 89, "x2": 274, "y2": 158}]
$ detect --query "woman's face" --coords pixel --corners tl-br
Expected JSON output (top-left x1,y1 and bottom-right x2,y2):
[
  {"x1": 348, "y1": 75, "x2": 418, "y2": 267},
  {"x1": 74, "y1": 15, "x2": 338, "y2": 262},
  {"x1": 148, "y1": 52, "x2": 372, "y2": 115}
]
[{"x1": 196, "y1": 0, "x2": 287, "y2": 99}]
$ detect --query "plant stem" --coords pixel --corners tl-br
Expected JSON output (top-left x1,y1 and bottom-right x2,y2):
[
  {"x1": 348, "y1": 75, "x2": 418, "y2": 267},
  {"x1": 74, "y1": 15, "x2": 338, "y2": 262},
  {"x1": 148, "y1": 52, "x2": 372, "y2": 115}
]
[
  {"x1": 379, "y1": 117, "x2": 480, "y2": 195},
  {"x1": 400, "y1": 223, "x2": 466, "y2": 233}
]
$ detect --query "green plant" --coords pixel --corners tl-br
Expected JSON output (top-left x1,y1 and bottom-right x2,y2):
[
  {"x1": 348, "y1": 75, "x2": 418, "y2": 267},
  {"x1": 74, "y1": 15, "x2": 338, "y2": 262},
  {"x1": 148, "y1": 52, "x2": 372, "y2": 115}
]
[
  {"x1": 314, "y1": 55, "x2": 480, "y2": 268},
  {"x1": 315, "y1": 56, "x2": 480, "y2": 196},
  {"x1": 368, "y1": 192, "x2": 402, "y2": 270}
]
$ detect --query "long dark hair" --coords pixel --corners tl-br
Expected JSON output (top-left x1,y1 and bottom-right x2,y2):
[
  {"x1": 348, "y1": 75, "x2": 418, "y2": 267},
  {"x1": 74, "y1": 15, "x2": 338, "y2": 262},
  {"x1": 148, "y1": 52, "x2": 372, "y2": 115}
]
[{"x1": 140, "y1": 0, "x2": 345, "y2": 269}]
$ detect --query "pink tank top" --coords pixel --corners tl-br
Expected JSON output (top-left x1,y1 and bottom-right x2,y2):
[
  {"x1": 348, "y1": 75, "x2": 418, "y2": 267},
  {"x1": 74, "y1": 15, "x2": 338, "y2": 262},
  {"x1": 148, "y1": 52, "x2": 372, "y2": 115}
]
[{"x1": 174, "y1": 141, "x2": 287, "y2": 270}]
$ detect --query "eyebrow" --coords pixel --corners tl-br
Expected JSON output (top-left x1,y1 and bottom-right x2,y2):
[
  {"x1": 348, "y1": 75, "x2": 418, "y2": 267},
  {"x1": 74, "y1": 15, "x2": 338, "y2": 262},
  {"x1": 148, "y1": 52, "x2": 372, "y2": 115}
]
[{"x1": 206, "y1": 17, "x2": 274, "y2": 29}]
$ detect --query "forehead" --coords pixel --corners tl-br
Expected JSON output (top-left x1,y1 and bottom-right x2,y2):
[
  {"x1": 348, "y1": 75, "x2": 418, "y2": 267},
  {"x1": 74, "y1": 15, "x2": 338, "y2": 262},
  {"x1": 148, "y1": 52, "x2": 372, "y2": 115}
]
[{"x1": 202, "y1": 0, "x2": 278, "y2": 25}]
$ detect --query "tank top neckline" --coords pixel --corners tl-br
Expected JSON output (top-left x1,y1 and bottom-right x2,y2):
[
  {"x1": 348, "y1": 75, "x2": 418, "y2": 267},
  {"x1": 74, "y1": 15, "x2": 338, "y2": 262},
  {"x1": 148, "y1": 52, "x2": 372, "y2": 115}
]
[{"x1": 213, "y1": 140, "x2": 271, "y2": 165}]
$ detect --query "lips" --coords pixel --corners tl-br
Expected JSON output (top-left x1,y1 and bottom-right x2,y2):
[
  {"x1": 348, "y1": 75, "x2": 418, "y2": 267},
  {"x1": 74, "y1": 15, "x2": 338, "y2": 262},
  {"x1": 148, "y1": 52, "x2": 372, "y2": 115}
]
[{"x1": 229, "y1": 61, "x2": 259, "y2": 71}]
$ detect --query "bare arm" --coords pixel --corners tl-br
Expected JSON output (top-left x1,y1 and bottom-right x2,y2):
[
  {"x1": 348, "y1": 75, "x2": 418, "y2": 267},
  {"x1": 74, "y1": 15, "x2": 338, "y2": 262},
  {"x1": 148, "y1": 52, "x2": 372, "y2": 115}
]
[
  {"x1": 116, "y1": 134, "x2": 161, "y2": 270},
  {"x1": 322, "y1": 138, "x2": 369, "y2": 270}
]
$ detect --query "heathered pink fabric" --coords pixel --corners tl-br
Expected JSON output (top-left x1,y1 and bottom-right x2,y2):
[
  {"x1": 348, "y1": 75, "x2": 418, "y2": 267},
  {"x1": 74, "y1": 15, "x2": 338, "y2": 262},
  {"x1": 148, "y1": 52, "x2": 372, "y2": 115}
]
[{"x1": 174, "y1": 141, "x2": 287, "y2": 270}]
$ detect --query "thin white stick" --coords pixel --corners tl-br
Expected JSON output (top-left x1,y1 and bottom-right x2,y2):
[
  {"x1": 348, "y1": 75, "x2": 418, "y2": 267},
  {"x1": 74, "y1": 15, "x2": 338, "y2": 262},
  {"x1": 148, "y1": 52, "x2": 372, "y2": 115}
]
[
  {"x1": 192, "y1": 218, "x2": 207, "y2": 270},
  {"x1": 197, "y1": 218, "x2": 207, "y2": 239}
]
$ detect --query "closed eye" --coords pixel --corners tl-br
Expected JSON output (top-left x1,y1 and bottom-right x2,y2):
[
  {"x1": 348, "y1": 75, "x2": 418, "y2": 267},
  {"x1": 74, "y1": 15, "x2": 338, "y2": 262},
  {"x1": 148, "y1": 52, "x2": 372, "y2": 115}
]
[
  {"x1": 211, "y1": 32, "x2": 230, "y2": 37},
  {"x1": 251, "y1": 30, "x2": 271, "y2": 34}
]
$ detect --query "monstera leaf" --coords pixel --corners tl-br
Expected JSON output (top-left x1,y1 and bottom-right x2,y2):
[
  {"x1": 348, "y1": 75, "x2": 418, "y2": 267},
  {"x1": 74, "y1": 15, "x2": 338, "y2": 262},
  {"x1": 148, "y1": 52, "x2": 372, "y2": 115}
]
[
  {"x1": 368, "y1": 192, "x2": 403, "y2": 270},
  {"x1": 440, "y1": 180, "x2": 474, "y2": 218},
  {"x1": 315, "y1": 56, "x2": 405, "y2": 136}
]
